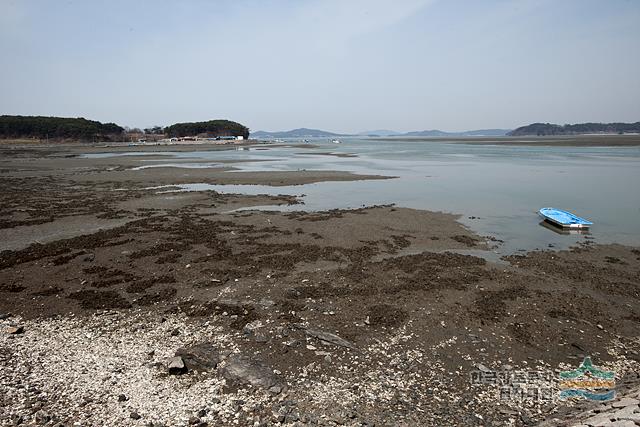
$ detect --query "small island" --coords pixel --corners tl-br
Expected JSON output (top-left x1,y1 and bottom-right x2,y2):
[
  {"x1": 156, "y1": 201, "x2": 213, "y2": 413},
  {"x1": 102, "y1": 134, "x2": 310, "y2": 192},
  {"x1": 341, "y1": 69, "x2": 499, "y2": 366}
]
[{"x1": 509, "y1": 121, "x2": 640, "y2": 136}]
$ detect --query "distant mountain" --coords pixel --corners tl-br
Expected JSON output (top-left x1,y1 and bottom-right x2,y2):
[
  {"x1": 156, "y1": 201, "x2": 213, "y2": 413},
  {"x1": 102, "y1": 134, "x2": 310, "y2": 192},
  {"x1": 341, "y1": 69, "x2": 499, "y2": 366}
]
[
  {"x1": 357, "y1": 129, "x2": 403, "y2": 137},
  {"x1": 509, "y1": 122, "x2": 640, "y2": 136},
  {"x1": 402, "y1": 129, "x2": 450, "y2": 137},
  {"x1": 251, "y1": 128, "x2": 344, "y2": 138},
  {"x1": 251, "y1": 127, "x2": 512, "y2": 139},
  {"x1": 402, "y1": 129, "x2": 511, "y2": 137}
]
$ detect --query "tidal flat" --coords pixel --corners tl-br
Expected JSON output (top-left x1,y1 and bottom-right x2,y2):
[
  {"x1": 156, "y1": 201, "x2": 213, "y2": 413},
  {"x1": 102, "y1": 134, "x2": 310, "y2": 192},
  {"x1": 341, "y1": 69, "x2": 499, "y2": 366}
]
[{"x1": 1, "y1": 139, "x2": 640, "y2": 426}]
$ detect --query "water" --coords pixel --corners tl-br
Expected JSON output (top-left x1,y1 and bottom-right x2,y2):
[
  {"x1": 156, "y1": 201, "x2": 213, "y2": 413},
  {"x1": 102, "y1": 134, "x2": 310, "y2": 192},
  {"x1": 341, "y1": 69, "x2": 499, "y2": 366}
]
[{"x1": 88, "y1": 138, "x2": 640, "y2": 254}]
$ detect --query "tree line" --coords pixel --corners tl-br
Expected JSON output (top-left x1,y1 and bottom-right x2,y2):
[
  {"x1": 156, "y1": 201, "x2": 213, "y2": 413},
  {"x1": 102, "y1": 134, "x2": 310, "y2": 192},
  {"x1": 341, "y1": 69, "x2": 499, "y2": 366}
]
[
  {"x1": 509, "y1": 122, "x2": 640, "y2": 136},
  {"x1": 164, "y1": 120, "x2": 249, "y2": 139},
  {"x1": 0, "y1": 115, "x2": 124, "y2": 141},
  {"x1": 0, "y1": 115, "x2": 250, "y2": 141}
]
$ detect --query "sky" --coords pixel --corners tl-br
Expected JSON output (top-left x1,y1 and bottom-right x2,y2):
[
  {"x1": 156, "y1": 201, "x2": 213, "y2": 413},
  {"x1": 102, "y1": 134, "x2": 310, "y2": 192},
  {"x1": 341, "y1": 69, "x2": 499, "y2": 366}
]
[{"x1": 1, "y1": 0, "x2": 639, "y2": 133}]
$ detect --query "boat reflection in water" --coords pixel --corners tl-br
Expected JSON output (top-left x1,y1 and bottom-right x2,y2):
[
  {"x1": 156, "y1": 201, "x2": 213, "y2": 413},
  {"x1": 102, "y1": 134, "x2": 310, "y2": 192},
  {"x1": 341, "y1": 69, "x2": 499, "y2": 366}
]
[{"x1": 539, "y1": 220, "x2": 591, "y2": 235}]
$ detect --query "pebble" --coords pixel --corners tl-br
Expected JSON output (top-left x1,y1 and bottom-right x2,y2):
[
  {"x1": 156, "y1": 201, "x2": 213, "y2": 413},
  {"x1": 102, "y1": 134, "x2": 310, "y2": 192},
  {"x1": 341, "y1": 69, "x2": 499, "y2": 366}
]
[
  {"x1": 6, "y1": 326, "x2": 24, "y2": 335},
  {"x1": 130, "y1": 412, "x2": 142, "y2": 420},
  {"x1": 167, "y1": 356, "x2": 187, "y2": 375}
]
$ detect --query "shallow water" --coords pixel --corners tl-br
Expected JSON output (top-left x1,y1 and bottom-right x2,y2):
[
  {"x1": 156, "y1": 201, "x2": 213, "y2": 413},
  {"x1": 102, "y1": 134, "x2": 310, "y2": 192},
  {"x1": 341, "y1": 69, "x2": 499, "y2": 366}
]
[{"x1": 90, "y1": 138, "x2": 640, "y2": 254}]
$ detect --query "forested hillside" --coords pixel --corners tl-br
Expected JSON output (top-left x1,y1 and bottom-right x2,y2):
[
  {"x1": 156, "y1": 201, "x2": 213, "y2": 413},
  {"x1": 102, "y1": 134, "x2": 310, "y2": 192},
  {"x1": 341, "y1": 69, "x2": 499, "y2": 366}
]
[
  {"x1": 0, "y1": 115, "x2": 124, "y2": 141},
  {"x1": 509, "y1": 122, "x2": 640, "y2": 136}
]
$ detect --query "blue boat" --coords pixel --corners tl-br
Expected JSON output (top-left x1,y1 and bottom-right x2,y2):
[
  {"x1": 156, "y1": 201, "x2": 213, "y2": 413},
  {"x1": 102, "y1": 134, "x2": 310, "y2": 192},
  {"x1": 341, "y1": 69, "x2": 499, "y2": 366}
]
[{"x1": 539, "y1": 207, "x2": 593, "y2": 229}]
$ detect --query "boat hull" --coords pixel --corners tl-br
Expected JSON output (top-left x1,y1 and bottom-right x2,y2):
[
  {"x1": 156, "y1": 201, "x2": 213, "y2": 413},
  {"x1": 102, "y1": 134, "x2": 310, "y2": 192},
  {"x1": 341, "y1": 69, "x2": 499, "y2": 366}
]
[{"x1": 538, "y1": 208, "x2": 592, "y2": 229}]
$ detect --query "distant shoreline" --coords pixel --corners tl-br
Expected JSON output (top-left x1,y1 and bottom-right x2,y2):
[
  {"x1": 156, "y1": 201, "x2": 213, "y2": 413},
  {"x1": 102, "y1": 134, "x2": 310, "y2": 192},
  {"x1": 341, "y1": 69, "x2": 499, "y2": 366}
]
[{"x1": 374, "y1": 134, "x2": 640, "y2": 146}]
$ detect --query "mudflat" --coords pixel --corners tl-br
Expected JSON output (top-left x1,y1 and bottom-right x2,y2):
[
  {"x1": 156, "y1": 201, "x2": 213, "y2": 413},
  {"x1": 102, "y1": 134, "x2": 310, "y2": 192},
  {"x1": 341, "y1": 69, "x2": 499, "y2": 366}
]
[{"x1": 1, "y1": 142, "x2": 639, "y2": 426}]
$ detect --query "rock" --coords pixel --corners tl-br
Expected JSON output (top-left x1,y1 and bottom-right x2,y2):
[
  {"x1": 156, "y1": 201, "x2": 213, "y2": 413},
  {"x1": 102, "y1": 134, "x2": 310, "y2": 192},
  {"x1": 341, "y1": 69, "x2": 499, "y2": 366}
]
[
  {"x1": 476, "y1": 363, "x2": 490, "y2": 372},
  {"x1": 614, "y1": 405, "x2": 638, "y2": 417},
  {"x1": 6, "y1": 326, "x2": 24, "y2": 335},
  {"x1": 167, "y1": 356, "x2": 187, "y2": 375},
  {"x1": 254, "y1": 332, "x2": 269, "y2": 343},
  {"x1": 220, "y1": 354, "x2": 281, "y2": 390},
  {"x1": 118, "y1": 394, "x2": 128, "y2": 402},
  {"x1": 303, "y1": 327, "x2": 356, "y2": 349},
  {"x1": 306, "y1": 345, "x2": 317, "y2": 351},
  {"x1": 258, "y1": 298, "x2": 275, "y2": 308},
  {"x1": 170, "y1": 328, "x2": 180, "y2": 336},
  {"x1": 0, "y1": 313, "x2": 11, "y2": 320},
  {"x1": 130, "y1": 412, "x2": 142, "y2": 420},
  {"x1": 34, "y1": 410, "x2": 50, "y2": 424},
  {"x1": 188, "y1": 416, "x2": 200, "y2": 425},
  {"x1": 613, "y1": 398, "x2": 640, "y2": 408},
  {"x1": 583, "y1": 413, "x2": 614, "y2": 426},
  {"x1": 243, "y1": 320, "x2": 263, "y2": 336},
  {"x1": 175, "y1": 342, "x2": 222, "y2": 372},
  {"x1": 269, "y1": 385, "x2": 282, "y2": 394},
  {"x1": 609, "y1": 421, "x2": 637, "y2": 427}
]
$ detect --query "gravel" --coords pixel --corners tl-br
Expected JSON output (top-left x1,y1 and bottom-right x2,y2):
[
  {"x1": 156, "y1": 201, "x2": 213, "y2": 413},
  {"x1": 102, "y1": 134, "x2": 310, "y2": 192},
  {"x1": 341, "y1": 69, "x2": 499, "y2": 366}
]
[{"x1": 0, "y1": 310, "x2": 273, "y2": 426}]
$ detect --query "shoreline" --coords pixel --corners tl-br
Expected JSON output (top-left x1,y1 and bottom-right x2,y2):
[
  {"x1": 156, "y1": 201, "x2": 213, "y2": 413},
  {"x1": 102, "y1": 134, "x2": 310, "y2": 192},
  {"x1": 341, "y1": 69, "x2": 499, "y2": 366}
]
[{"x1": 371, "y1": 134, "x2": 640, "y2": 146}]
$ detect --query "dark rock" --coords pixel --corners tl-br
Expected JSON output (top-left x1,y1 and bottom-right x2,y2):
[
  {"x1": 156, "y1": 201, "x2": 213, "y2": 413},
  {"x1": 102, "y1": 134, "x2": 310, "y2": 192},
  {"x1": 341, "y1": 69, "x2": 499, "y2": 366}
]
[
  {"x1": 118, "y1": 394, "x2": 128, "y2": 402},
  {"x1": 130, "y1": 412, "x2": 142, "y2": 420},
  {"x1": 0, "y1": 313, "x2": 12, "y2": 320},
  {"x1": 170, "y1": 328, "x2": 180, "y2": 336},
  {"x1": 285, "y1": 413, "x2": 299, "y2": 423},
  {"x1": 167, "y1": 356, "x2": 187, "y2": 375},
  {"x1": 175, "y1": 342, "x2": 221, "y2": 372},
  {"x1": 188, "y1": 416, "x2": 200, "y2": 425},
  {"x1": 34, "y1": 410, "x2": 50, "y2": 424}
]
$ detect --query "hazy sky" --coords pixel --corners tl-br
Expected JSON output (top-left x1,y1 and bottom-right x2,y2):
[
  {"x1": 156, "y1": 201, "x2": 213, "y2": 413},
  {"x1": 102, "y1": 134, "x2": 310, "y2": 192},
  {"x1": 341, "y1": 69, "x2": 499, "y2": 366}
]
[{"x1": 1, "y1": 0, "x2": 639, "y2": 133}]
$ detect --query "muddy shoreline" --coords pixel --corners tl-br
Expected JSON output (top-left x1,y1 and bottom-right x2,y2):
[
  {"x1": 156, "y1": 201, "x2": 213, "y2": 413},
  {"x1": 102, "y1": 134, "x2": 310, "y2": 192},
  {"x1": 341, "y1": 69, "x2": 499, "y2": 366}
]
[{"x1": 1, "y1": 143, "x2": 639, "y2": 426}]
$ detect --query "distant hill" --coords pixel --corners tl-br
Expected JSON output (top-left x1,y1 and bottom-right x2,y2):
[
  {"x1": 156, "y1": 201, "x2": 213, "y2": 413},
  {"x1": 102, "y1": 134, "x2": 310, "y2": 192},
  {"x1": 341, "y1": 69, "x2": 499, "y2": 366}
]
[
  {"x1": 251, "y1": 128, "x2": 344, "y2": 138},
  {"x1": 252, "y1": 128, "x2": 511, "y2": 138},
  {"x1": 357, "y1": 129, "x2": 403, "y2": 137},
  {"x1": 509, "y1": 122, "x2": 640, "y2": 136},
  {"x1": 0, "y1": 115, "x2": 124, "y2": 141},
  {"x1": 402, "y1": 129, "x2": 511, "y2": 137},
  {"x1": 165, "y1": 119, "x2": 249, "y2": 139}
]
